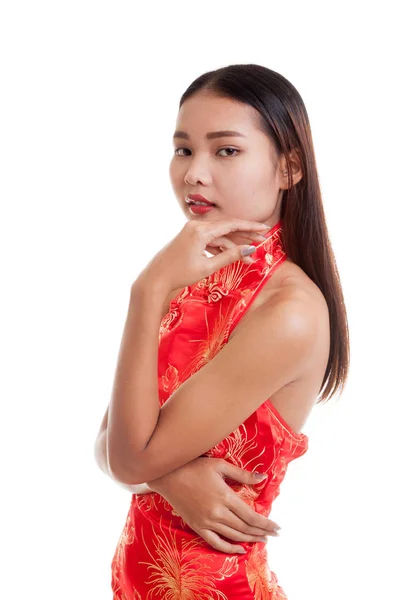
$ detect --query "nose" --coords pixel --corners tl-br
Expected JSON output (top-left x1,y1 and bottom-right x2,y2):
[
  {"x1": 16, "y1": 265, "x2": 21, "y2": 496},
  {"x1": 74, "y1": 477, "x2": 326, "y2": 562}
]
[{"x1": 183, "y1": 154, "x2": 212, "y2": 186}]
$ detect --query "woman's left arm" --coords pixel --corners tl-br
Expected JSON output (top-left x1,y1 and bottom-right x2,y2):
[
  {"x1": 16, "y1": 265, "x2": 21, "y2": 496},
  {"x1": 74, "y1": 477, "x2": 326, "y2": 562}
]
[{"x1": 107, "y1": 276, "x2": 318, "y2": 486}]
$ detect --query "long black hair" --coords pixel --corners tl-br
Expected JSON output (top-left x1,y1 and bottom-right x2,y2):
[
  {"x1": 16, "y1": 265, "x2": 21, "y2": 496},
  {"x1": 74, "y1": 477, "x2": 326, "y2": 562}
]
[{"x1": 179, "y1": 64, "x2": 350, "y2": 403}]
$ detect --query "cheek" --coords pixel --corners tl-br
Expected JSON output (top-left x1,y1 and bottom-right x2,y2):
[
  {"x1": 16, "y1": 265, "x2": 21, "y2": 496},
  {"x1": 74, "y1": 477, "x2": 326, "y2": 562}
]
[
  {"x1": 169, "y1": 161, "x2": 182, "y2": 191},
  {"x1": 219, "y1": 164, "x2": 273, "y2": 212},
  {"x1": 220, "y1": 162, "x2": 256, "y2": 195},
  {"x1": 229, "y1": 160, "x2": 273, "y2": 193}
]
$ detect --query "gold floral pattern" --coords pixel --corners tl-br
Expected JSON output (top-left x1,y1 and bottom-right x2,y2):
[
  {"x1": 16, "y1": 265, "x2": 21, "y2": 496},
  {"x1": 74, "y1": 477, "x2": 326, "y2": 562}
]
[
  {"x1": 159, "y1": 287, "x2": 191, "y2": 340},
  {"x1": 181, "y1": 302, "x2": 231, "y2": 380},
  {"x1": 192, "y1": 259, "x2": 246, "y2": 303},
  {"x1": 111, "y1": 222, "x2": 309, "y2": 598},
  {"x1": 159, "y1": 308, "x2": 183, "y2": 340},
  {"x1": 111, "y1": 510, "x2": 137, "y2": 599},
  {"x1": 161, "y1": 363, "x2": 181, "y2": 397},
  {"x1": 245, "y1": 543, "x2": 288, "y2": 599},
  {"x1": 204, "y1": 421, "x2": 265, "y2": 470},
  {"x1": 138, "y1": 518, "x2": 234, "y2": 599}
]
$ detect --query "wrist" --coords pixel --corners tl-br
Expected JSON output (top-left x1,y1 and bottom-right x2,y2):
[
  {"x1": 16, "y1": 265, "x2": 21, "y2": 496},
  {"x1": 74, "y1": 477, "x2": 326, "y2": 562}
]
[
  {"x1": 147, "y1": 471, "x2": 176, "y2": 494},
  {"x1": 131, "y1": 274, "x2": 171, "y2": 302}
]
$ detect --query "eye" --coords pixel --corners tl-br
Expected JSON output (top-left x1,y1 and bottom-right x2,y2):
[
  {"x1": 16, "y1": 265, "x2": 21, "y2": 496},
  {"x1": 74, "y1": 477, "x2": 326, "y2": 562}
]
[
  {"x1": 174, "y1": 148, "x2": 191, "y2": 156},
  {"x1": 173, "y1": 147, "x2": 240, "y2": 157},
  {"x1": 217, "y1": 147, "x2": 240, "y2": 157}
]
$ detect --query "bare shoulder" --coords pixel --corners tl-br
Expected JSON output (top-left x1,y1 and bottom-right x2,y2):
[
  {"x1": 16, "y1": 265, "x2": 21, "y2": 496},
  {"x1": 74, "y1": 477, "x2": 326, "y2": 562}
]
[
  {"x1": 276, "y1": 259, "x2": 329, "y2": 318},
  {"x1": 230, "y1": 258, "x2": 329, "y2": 339},
  {"x1": 260, "y1": 264, "x2": 329, "y2": 354}
]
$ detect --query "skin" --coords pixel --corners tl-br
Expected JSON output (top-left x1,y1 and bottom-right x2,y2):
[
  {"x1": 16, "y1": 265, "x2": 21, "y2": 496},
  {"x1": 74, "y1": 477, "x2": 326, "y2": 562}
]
[
  {"x1": 166, "y1": 90, "x2": 328, "y2": 436},
  {"x1": 169, "y1": 89, "x2": 303, "y2": 247},
  {"x1": 96, "y1": 90, "x2": 330, "y2": 554}
]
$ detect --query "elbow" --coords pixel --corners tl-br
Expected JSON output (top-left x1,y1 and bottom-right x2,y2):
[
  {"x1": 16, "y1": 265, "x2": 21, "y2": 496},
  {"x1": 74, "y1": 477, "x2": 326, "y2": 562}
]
[
  {"x1": 108, "y1": 450, "x2": 148, "y2": 486},
  {"x1": 114, "y1": 468, "x2": 146, "y2": 486},
  {"x1": 107, "y1": 430, "x2": 155, "y2": 484}
]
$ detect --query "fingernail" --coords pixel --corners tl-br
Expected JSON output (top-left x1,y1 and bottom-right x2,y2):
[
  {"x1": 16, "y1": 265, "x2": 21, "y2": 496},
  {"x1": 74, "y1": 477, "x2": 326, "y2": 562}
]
[
  {"x1": 241, "y1": 246, "x2": 256, "y2": 256},
  {"x1": 254, "y1": 472, "x2": 268, "y2": 479},
  {"x1": 237, "y1": 547, "x2": 246, "y2": 554}
]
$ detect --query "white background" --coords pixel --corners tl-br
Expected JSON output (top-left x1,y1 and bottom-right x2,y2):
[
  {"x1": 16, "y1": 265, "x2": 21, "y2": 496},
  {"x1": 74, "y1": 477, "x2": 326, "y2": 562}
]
[{"x1": 1, "y1": 1, "x2": 399, "y2": 598}]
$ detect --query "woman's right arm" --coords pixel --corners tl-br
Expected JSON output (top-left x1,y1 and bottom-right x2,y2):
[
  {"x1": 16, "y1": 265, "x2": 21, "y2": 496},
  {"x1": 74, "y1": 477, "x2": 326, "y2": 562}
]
[
  {"x1": 93, "y1": 283, "x2": 183, "y2": 496},
  {"x1": 147, "y1": 456, "x2": 281, "y2": 554},
  {"x1": 95, "y1": 428, "x2": 280, "y2": 553},
  {"x1": 94, "y1": 428, "x2": 151, "y2": 495},
  {"x1": 94, "y1": 282, "x2": 280, "y2": 553}
]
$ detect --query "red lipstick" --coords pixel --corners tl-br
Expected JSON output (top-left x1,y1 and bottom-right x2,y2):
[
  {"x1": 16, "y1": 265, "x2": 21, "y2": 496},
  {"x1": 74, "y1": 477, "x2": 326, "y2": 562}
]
[{"x1": 186, "y1": 194, "x2": 215, "y2": 205}]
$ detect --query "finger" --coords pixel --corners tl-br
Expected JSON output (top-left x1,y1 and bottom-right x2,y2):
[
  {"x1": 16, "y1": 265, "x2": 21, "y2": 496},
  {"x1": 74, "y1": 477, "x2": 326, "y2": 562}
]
[
  {"x1": 216, "y1": 462, "x2": 280, "y2": 532},
  {"x1": 196, "y1": 220, "x2": 271, "y2": 244},
  {"x1": 204, "y1": 247, "x2": 255, "y2": 265},
  {"x1": 208, "y1": 233, "x2": 266, "y2": 247},
  {"x1": 204, "y1": 234, "x2": 260, "y2": 265},
  {"x1": 218, "y1": 503, "x2": 279, "y2": 537},
  {"x1": 241, "y1": 231, "x2": 269, "y2": 244},
  {"x1": 203, "y1": 235, "x2": 258, "y2": 267},
  {"x1": 204, "y1": 247, "x2": 221, "y2": 256},
  {"x1": 204, "y1": 236, "x2": 237, "y2": 258},
  {"x1": 211, "y1": 521, "x2": 271, "y2": 543},
  {"x1": 205, "y1": 236, "x2": 237, "y2": 250},
  {"x1": 227, "y1": 495, "x2": 281, "y2": 534},
  {"x1": 198, "y1": 528, "x2": 247, "y2": 555},
  {"x1": 207, "y1": 244, "x2": 258, "y2": 270}
]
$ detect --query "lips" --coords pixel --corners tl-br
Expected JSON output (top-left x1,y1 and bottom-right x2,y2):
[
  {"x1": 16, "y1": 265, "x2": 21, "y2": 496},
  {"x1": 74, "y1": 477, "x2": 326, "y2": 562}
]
[{"x1": 186, "y1": 194, "x2": 216, "y2": 206}]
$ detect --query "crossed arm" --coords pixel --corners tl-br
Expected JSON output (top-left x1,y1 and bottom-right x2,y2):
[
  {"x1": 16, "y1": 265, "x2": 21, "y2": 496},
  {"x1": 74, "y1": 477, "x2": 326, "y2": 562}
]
[{"x1": 104, "y1": 280, "x2": 318, "y2": 486}]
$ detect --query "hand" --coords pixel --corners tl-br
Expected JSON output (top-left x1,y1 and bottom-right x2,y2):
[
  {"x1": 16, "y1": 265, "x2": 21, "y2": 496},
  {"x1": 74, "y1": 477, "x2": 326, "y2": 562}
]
[
  {"x1": 136, "y1": 219, "x2": 271, "y2": 292},
  {"x1": 147, "y1": 456, "x2": 281, "y2": 554}
]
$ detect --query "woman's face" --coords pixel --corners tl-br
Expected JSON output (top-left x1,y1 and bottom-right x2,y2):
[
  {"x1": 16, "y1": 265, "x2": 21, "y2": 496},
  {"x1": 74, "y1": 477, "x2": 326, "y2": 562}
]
[{"x1": 169, "y1": 91, "x2": 290, "y2": 244}]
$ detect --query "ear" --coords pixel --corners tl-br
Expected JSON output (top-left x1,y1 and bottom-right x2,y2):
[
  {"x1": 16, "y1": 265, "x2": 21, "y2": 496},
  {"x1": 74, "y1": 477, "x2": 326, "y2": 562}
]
[{"x1": 278, "y1": 149, "x2": 303, "y2": 189}]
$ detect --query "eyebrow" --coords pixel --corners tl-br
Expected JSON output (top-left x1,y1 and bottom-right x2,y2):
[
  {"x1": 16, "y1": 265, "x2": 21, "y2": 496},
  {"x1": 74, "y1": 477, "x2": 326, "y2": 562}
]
[{"x1": 173, "y1": 130, "x2": 246, "y2": 141}]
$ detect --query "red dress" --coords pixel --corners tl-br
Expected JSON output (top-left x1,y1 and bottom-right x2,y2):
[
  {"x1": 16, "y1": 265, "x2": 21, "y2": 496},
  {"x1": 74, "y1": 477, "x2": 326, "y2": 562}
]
[{"x1": 111, "y1": 220, "x2": 309, "y2": 599}]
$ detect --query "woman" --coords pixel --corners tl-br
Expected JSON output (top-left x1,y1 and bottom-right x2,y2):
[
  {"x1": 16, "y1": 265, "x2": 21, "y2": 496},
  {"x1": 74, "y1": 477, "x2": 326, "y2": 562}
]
[{"x1": 94, "y1": 63, "x2": 350, "y2": 599}]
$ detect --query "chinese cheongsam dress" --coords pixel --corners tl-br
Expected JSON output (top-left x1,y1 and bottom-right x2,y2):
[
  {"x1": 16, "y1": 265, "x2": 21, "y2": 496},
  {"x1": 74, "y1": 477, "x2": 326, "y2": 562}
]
[{"x1": 111, "y1": 220, "x2": 309, "y2": 599}]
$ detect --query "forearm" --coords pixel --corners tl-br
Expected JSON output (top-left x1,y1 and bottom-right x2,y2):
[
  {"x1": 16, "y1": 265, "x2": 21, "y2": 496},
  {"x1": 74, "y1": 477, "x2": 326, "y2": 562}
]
[
  {"x1": 107, "y1": 280, "x2": 170, "y2": 484},
  {"x1": 94, "y1": 430, "x2": 152, "y2": 494}
]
